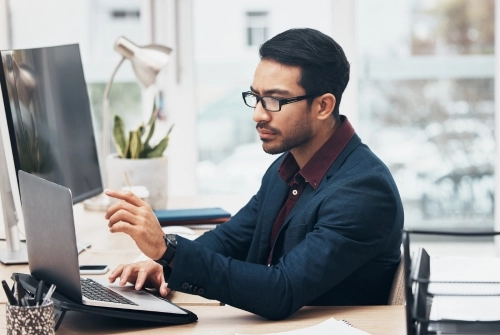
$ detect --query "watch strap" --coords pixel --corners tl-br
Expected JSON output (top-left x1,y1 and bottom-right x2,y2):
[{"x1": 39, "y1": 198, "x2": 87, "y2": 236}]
[{"x1": 155, "y1": 234, "x2": 177, "y2": 266}]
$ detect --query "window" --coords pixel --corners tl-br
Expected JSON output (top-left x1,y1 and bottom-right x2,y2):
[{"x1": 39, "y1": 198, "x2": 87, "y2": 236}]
[
  {"x1": 6, "y1": 0, "x2": 145, "y2": 166},
  {"x1": 356, "y1": 0, "x2": 494, "y2": 230},
  {"x1": 246, "y1": 12, "x2": 268, "y2": 47},
  {"x1": 193, "y1": 0, "x2": 334, "y2": 198}
]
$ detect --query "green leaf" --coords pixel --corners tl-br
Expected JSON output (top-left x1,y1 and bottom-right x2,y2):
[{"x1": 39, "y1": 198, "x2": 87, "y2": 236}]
[
  {"x1": 128, "y1": 130, "x2": 143, "y2": 159},
  {"x1": 143, "y1": 118, "x2": 156, "y2": 149},
  {"x1": 146, "y1": 135, "x2": 169, "y2": 158},
  {"x1": 137, "y1": 124, "x2": 145, "y2": 137},
  {"x1": 113, "y1": 115, "x2": 127, "y2": 158}
]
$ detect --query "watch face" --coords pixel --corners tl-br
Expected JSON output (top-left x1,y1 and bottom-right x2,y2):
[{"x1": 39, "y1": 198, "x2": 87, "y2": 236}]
[{"x1": 166, "y1": 234, "x2": 177, "y2": 246}]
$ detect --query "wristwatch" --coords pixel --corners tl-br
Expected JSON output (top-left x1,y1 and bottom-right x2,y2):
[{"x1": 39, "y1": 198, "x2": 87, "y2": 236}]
[{"x1": 155, "y1": 234, "x2": 177, "y2": 267}]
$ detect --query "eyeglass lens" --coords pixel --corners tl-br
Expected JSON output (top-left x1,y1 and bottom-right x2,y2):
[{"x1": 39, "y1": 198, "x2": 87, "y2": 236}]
[{"x1": 245, "y1": 94, "x2": 280, "y2": 111}]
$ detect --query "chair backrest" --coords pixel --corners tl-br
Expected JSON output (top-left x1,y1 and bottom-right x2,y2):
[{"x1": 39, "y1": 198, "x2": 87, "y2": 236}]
[{"x1": 387, "y1": 257, "x2": 405, "y2": 305}]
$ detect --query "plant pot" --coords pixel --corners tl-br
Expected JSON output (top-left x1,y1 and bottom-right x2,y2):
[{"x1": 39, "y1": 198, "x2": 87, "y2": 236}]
[{"x1": 106, "y1": 154, "x2": 168, "y2": 210}]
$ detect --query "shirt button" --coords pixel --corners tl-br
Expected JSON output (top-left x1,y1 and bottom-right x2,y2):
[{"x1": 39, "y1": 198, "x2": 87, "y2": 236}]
[
  {"x1": 292, "y1": 190, "x2": 298, "y2": 195},
  {"x1": 181, "y1": 282, "x2": 189, "y2": 290}
]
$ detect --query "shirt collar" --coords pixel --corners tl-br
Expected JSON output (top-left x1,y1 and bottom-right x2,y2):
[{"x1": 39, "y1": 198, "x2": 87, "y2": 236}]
[{"x1": 278, "y1": 115, "x2": 355, "y2": 189}]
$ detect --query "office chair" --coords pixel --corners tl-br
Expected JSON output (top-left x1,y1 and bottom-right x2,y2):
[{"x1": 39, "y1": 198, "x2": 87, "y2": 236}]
[{"x1": 387, "y1": 256, "x2": 405, "y2": 305}]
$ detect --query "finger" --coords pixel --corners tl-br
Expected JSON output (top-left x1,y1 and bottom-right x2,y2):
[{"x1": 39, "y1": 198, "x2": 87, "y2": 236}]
[
  {"x1": 108, "y1": 264, "x2": 126, "y2": 282},
  {"x1": 105, "y1": 189, "x2": 145, "y2": 207},
  {"x1": 160, "y1": 282, "x2": 170, "y2": 297},
  {"x1": 108, "y1": 220, "x2": 136, "y2": 236},
  {"x1": 134, "y1": 265, "x2": 151, "y2": 290},
  {"x1": 118, "y1": 264, "x2": 137, "y2": 286},
  {"x1": 105, "y1": 199, "x2": 141, "y2": 220},
  {"x1": 108, "y1": 208, "x2": 140, "y2": 228}
]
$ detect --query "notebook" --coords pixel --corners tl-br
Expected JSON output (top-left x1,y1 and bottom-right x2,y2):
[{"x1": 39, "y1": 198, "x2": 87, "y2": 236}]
[
  {"x1": 18, "y1": 170, "x2": 187, "y2": 314},
  {"x1": 235, "y1": 317, "x2": 371, "y2": 335},
  {"x1": 154, "y1": 207, "x2": 231, "y2": 226}
]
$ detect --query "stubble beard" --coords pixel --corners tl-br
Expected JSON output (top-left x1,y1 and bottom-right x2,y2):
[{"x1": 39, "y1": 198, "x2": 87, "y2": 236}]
[{"x1": 260, "y1": 118, "x2": 314, "y2": 155}]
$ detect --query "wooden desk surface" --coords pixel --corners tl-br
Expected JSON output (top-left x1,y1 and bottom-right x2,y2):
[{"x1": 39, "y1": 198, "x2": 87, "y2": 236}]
[
  {"x1": 0, "y1": 201, "x2": 407, "y2": 334},
  {"x1": 0, "y1": 305, "x2": 406, "y2": 335}
]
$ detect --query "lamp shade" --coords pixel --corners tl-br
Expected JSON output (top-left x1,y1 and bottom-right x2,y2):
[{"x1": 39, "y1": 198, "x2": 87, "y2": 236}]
[{"x1": 114, "y1": 36, "x2": 172, "y2": 87}]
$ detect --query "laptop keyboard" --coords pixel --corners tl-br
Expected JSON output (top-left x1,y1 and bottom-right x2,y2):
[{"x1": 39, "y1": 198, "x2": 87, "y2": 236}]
[{"x1": 81, "y1": 278, "x2": 138, "y2": 306}]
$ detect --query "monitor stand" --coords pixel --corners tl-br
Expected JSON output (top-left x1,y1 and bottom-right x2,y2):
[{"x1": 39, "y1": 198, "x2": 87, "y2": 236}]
[
  {"x1": 0, "y1": 240, "x2": 91, "y2": 265},
  {"x1": 0, "y1": 243, "x2": 28, "y2": 264}
]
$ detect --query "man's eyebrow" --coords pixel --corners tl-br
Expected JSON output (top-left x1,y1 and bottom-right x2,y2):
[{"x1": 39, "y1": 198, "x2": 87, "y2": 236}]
[{"x1": 249, "y1": 86, "x2": 291, "y2": 96}]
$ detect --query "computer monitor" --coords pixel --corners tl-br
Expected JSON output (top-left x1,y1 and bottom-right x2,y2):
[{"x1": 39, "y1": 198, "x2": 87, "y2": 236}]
[{"x1": 0, "y1": 44, "x2": 103, "y2": 264}]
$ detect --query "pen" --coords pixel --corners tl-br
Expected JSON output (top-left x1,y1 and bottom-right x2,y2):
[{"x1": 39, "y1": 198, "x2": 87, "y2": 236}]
[
  {"x1": 2, "y1": 280, "x2": 17, "y2": 306},
  {"x1": 14, "y1": 275, "x2": 28, "y2": 307},
  {"x1": 35, "y1": 280, "x2": 44, "y2": 306},
  {"x1": 42, "y1": 284, "x2": 56, "y2": 305}
]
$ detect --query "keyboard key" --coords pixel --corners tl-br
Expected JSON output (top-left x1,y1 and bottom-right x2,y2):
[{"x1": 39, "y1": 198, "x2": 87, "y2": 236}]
[{"x1": 80, "y1": 278, "x2": 137, "y2": 306}]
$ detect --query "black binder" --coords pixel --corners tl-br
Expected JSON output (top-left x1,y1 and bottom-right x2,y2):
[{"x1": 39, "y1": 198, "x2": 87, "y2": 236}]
[
  {"x1": 13, "y1": 273, "x2": 198, "y2": 331},
  {"x1": 404, "y1": 230, "x2": 500, "y2": 335}
]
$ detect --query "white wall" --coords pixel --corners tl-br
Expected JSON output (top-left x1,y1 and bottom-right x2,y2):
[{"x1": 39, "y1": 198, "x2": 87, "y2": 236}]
[
  {"x1": 0, "y1": 0, "x2": 10, "y2": 49},
  {"x1": 495, "y1": 0, "x2": 500, "y2": 254}
]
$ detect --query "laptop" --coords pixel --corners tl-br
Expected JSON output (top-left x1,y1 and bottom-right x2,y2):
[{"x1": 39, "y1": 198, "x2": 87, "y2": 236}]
[{"x1": 18, "y1": 170, "x2": 187, "y2": 315}]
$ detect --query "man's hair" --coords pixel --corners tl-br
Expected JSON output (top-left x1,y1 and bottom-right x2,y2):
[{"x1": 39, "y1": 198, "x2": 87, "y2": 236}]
[{"x1": 259, "y1": 28, "x2": 350, "y2": 120}]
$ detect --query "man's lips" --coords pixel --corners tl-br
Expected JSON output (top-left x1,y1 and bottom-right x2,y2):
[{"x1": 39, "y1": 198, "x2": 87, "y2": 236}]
[
  {"x1": 257, "y1": 128, "x2": 276, "y2": 139},
  {"x1": 258, "y1": 128, "x2": 276, "y2": 136}
]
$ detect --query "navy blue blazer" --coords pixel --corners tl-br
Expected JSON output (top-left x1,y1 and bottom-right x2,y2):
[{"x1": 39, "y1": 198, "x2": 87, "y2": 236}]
[{"x1": 168, "y1": 133, "x2": 404, "y2": 320}]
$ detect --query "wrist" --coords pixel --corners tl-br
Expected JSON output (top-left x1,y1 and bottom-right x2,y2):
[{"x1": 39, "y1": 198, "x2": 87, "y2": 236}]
[
  {"x1": 155, "y1": 234, "x2": 177, "y2": 267},
  {"x1": 157, "y1": 244, "x2": 167, "y2": 261}
]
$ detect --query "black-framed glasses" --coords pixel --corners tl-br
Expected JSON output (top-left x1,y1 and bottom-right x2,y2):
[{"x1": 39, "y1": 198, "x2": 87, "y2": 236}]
[{"x1": 241, "y1": 91, "x2": 317, "y2": 112}]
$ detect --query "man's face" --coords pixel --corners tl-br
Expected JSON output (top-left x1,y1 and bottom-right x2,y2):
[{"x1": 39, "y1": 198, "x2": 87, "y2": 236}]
[{"x1": 251, "y1": 60, "x2": 314, "y2": 155}]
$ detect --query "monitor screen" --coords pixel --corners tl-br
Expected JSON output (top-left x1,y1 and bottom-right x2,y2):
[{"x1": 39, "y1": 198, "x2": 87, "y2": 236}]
[{"x1": 0, "y1": 44, "x2": 102, "y2": 204}]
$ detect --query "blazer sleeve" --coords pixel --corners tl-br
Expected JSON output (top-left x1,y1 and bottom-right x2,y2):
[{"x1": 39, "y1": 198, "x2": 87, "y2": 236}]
[
  {"x1": 167, "y1": 171, "x2": 400, "y2": 320},
  {"x1": 193, "y1": 192, "x2": 260, "y2": 260}
]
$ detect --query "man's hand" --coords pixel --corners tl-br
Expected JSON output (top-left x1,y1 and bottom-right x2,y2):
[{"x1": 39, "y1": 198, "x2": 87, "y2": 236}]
[
  {"x1": 109, "y1": 260, "x2": 171, "y2": 297},
  {"x1": 105, "y1": 189, "x2": 166, "y2": 260}
]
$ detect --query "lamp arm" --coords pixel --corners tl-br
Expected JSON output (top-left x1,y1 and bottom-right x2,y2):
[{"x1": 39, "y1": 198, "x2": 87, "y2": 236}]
[{"x1": 102, "y1": 57, "x2": 125, "y2": 188}]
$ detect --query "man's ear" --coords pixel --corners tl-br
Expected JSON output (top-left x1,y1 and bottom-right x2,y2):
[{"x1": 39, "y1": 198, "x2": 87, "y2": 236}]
[{"x1": 315, "y1": 93, "x2": 336, "y2": 120}]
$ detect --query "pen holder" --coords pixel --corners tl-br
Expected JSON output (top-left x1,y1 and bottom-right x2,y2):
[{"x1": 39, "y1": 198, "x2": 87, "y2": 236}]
[{"x1": 6, "y1": 301, "x2": 55, "y2": 335}]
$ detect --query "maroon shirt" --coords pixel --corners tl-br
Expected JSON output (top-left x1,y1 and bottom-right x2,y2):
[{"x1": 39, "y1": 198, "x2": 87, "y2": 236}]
[{"x1": 268, "y1": 115, "x2": 355, "y2": 264}]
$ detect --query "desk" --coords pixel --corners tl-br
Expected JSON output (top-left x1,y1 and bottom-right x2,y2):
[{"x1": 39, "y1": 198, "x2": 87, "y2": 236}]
[
  {"x1": 0, "y1": 201, "x2": 406, "y2": 334},
  {"x1": 0, "y1": 305, "x2": 405, "y2": 334}
]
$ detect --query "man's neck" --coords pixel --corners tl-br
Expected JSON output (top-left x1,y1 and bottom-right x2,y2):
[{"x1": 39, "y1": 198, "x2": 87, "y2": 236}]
[{"x1": 290, "y1": 120, "x2": 339, "y2": 169}]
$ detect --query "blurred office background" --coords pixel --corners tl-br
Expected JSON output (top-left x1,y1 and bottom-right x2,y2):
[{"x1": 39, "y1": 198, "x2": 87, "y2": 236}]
[{"x1": 0, "y1": 0, "x2": 498, "y2": 254}]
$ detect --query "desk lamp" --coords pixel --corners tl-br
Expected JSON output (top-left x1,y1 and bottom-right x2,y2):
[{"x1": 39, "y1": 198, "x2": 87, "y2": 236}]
[{"x1": 84, "y1": 36, "x2": 172, "y2": 211}]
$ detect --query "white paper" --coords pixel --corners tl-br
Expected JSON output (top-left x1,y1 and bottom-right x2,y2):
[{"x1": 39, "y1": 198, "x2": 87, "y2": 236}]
[
  {"x1": 430, "y1": 296, "x2": 500, "y2": 321},
  {"x1": 428, "y1": 282, "x2": 500, "y2": 296},
  {"x1": 235, "y1": 317, "x2": 371, "y2": 335},
  {"x1": 428, "y1": 256, "x2": 500, "y2": 296},
  {"x1": 430, "y1": 256, "x2": 500, "y2": 283}
]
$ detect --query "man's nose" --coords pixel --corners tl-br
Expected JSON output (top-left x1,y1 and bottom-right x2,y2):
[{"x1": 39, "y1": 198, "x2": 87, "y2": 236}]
[{"x1": 253, "y1": 100, "x2": 271, "y2": 123}]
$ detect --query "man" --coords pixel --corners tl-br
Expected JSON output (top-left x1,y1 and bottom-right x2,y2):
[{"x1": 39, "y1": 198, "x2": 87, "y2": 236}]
[{"x1": 105, "y1": 28, "x2": 404, "y2": 320}]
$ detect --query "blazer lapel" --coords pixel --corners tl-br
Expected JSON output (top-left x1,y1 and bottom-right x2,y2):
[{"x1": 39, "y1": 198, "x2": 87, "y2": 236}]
[
  {"x1": 278, "y1": 134, "x2": 363, "y2": 234},
  {"x1": 257, "y1": 175, "x2": 289, "y2": 263}
]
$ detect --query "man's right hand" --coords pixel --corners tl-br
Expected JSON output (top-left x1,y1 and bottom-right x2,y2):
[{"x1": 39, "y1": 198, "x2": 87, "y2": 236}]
[{"x1": 108, "y1": 260, "x2": 171, "y2": 297}]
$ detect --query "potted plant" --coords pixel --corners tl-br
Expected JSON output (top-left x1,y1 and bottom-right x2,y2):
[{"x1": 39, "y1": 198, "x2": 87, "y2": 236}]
[{"x1": 106, "y1": 102, "x2": 173, "y2": 209}]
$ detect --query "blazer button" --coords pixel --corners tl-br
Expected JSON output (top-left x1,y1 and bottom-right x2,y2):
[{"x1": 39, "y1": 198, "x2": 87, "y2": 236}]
[
  {"x1": 198, "y1": 288, "x2": 204, "y2": 295},
  {"x1": 188, "y1": 285, "x2": 193, "y2": 292},
  {"x1": 192, "y1": 286, "x2": 198, "y2": 294},
  {"x1": 181, "y1": 282, "x2": 189, "y2": 290}
]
